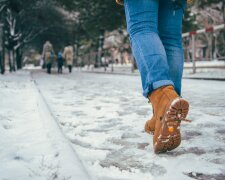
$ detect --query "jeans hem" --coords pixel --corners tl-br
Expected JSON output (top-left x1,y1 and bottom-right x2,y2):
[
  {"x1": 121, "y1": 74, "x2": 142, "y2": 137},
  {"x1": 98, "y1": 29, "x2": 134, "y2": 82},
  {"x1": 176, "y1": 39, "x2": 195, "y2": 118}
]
[{"x1": 143, "y1": 80, "x2": 174, "y2": 98}]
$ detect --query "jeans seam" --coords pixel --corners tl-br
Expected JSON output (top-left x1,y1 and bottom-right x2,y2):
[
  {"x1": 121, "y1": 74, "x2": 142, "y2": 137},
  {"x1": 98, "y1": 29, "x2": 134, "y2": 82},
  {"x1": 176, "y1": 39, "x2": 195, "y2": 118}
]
[
  {"x1": 132, "y1": 36, "x2": 150, "y2": 72},
  {"x1": 124, "y1": 0, "x2": 130, "y2": 22}
]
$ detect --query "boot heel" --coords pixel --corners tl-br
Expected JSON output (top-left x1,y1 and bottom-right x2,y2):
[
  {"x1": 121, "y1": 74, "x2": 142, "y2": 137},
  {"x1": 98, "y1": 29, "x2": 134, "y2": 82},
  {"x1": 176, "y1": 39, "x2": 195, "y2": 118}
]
[{"x1": 154, "y1": 98, "x2": 189, "y2": 153}]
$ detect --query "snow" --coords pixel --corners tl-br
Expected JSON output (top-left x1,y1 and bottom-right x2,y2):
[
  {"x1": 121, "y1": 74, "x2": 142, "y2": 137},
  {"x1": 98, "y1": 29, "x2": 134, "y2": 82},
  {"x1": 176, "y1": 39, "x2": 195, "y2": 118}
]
[
  {"x1": 23, "y1": 65, "x2": 42, "y2": 70},
  {"x1": 33, "y1": 70, "x2": 225, "y2": 180},
  {"x1": 1, "y1": 69, "x2": 225, "y2": 180},
  {"x1": 0, "y1": 71, "x2": 94, "y2": 180}
]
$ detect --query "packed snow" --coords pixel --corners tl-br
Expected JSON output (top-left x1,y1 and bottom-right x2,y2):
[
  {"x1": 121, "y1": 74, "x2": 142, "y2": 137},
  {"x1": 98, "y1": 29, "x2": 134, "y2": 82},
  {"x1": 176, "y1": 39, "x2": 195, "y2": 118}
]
[
  {"x1": 0, "y1": 71, "x2": 94, "y2": 180},
  {"x1": 33, "y1": 69, "x2": 225, "y2": 180},
  {"x1": 1, "y1": 69, "x2": 225, "y2": 180}
]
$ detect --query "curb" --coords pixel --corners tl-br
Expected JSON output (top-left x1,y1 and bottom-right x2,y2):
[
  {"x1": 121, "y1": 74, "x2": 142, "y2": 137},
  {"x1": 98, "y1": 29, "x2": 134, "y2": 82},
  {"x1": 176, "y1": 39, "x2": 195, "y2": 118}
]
[
  {"x1": 81, "y1": 70, "x2": 225, "y2": 81},
  {"x1": 31, "y1": 72, "x2": 97, "y2": 180}
]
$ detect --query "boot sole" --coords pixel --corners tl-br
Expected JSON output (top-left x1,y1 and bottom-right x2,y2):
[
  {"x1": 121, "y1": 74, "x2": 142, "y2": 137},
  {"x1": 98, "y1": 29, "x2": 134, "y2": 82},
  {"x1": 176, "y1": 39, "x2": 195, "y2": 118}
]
[{"x1": 154, "y1": 98, "x2": 189, "y2": 154}]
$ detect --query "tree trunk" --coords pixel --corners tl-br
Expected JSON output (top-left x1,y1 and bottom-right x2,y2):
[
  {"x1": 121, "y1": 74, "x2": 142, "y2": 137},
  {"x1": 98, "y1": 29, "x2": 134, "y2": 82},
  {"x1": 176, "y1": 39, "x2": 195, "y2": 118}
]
[
  {"x1": 0, "y1": 51, "x2": 4, "y2": 74},
  {"x1": 1, "y1": 26, "x2": 5, "y2": 74},
  {"x1": 16, "y1": 48, "x2": 22, "y2": 69},
  {"x1": 9, "y1": 50, "x2": 14, "y2": 72},
  {"x1": 0, "y1": 52, "x2": 2, "y2": 73},
  {"x1": 1, "y1": 44, "x2": 5, "y2": 74},
  {"x1": 223, "y1": 4, "x2": 225, "y2": 54},
  {"x1": 13, "y1": 50, "x2": 16, "y2": 71}
]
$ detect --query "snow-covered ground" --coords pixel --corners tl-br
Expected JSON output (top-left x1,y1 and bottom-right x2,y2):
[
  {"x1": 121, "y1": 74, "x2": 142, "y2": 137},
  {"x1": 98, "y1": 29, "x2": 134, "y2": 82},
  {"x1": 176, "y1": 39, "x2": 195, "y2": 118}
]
[
  {"x1": 1, "y1": 70, "x2": 225, "y2": 180},
  {"x1": 0, "y1": 71, "x2": 93, "y2": 180},
  {"x1": 32, "y1": 70, "x2": 225, "y2": 180}
]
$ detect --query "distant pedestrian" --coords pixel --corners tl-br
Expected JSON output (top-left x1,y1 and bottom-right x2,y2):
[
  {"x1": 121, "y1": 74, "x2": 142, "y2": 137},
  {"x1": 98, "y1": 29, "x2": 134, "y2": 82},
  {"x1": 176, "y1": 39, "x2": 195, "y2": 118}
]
[
  {"x1": 63, "y1": 44, "x2": 74, "y2": 73},
  {"x1": 116, "y1": 0, "x2": 191, "y2": 153},
  {"x1": 42, "y1": 41, "x2": 54, "y2": 70},
  {"x1": 57, "y1": 52, "x2": 64, "y2": 74},
  {"x1": 46, "y1": 52, "x2": 55, "y2": 74},
  {"x1": 42, "y1": 41, "x2": 55, "y2": 74}
]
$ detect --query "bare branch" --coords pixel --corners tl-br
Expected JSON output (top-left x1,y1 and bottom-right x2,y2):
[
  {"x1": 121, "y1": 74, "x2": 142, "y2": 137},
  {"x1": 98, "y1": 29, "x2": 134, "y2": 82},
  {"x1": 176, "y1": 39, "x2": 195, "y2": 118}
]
[
  {"x1": 0, "y1": 0, "x2": 7, "y2": 4},
  {"x1": 24, "y1": 27, "x2": 49, "y2": 44},
  {"x1": 0, "y1": 4, "x2": 7, "y2": 13},
  {"x1": 14, "y1": 27, "x2": 49, "y2": 50}
]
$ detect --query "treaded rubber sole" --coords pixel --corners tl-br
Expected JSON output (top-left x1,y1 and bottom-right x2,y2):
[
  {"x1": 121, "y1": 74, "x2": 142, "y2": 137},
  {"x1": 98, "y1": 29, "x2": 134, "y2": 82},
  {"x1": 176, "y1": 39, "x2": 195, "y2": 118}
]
[{"x1": 154, "y1": 98, "x2": 189, "y2": 154}]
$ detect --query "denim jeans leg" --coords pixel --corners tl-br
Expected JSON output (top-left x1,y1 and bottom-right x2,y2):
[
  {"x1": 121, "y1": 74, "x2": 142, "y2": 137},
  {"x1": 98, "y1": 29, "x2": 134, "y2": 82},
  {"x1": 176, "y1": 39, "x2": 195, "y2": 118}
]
[
  {"x1": 124, "y1": 0, "x2": 174, "y2": 98},
  {"x1": 158, "y1": 0, "x2": 186, "y2": 95}
]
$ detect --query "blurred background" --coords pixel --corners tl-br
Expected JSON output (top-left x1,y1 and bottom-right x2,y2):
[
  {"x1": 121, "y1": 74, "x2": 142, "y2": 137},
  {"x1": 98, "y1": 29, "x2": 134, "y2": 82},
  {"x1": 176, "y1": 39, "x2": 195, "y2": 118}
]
[{"x1": 0, "y1": 0, "x2": 224, "y2": 74}]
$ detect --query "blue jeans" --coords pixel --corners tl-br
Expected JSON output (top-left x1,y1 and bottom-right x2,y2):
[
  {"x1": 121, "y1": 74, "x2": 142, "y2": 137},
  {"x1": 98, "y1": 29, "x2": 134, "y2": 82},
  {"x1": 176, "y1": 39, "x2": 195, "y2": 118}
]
[{"x1": 124, "y1": 0, "x2": 186, "y2": 97}]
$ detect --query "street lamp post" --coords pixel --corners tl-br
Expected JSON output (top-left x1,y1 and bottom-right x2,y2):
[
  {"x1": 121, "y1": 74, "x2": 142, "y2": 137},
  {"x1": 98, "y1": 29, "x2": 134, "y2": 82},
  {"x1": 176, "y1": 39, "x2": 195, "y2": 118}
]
[
  {"x1": 0, "y1": 23, "x2": 5, "y2": 74},
  {"x1": 73, "y1": 20, "x2": 81, "y2": 68},
  {"x1": 74, "y1": 39, "x2": 79, "y2": 67},
  {"x1": 96, "y1": 29, "x2": 105, "y2": 68},
  {"x1": 191, "y1": 34, "x2": 196, "y2": 74},
  {"x1": 97, "y1": 35, "x2": 103, "y2": 68}
]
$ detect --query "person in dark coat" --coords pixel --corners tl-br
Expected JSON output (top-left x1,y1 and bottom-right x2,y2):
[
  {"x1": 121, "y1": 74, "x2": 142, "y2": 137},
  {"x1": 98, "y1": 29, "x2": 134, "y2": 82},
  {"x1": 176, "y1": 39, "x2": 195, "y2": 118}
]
[
  {"x1": 57, "y1": 52, "x2": 64, "y2": 74},
  {"x1": 46, "y1": 52, "x2": 55, "y2": 74}
]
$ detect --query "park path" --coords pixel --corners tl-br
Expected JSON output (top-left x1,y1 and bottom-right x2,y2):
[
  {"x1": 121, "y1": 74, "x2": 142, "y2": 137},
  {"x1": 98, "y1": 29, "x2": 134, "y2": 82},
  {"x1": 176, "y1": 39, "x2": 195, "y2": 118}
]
[
  {"x1": 0, "y1": 71, "x2": 94, "y2": 180},
  {"x1": 33, "y1": 70, "x2": 225, "y2": 180}
]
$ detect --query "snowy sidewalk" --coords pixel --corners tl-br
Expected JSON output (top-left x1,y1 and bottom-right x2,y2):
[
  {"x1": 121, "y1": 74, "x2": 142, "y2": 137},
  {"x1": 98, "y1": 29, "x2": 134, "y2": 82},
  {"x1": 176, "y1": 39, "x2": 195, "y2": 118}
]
[
  {"x1": 0, "y1": 71, "x2": 93, "y2": 180},
  {"x1": 32, "y1": 70, "x2": 225, "y2": 180}
]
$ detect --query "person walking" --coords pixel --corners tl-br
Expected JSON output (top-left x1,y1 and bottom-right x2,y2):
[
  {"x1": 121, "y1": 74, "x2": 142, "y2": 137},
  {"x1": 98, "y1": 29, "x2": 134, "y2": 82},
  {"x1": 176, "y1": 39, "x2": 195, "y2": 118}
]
[
  {"x1": 116, "y1": 0, "x2": 191, "y2": 153},
  {"x1": 46, "y1": 52, "x2": 55, "y2": 74},
  {"x1": 63, "y1": 44, "x2": 74, "y2": 73},
  {"x1": 42, "y1": 41, "x2": 55, "y2": 73},
  {"x1": 57, "y1": 52, "x2": 64, "y2": 74}
]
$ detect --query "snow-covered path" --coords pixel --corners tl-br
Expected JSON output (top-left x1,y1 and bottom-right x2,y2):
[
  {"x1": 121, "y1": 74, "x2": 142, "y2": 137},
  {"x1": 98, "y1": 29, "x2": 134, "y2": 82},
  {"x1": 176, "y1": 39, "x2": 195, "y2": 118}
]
[
  {"x1": 32, "y1": 70, "x2": 225, "y2": 180},
  {"x1": 0, "y1": 71, "x2": 93, "y2": 180}
]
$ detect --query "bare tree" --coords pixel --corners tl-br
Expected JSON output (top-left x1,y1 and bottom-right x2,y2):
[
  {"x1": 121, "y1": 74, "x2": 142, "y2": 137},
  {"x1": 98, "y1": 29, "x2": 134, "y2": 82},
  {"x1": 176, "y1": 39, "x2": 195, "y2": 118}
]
[{"x1": 0, "y1": 0, "x2": 67, "y2": 71}]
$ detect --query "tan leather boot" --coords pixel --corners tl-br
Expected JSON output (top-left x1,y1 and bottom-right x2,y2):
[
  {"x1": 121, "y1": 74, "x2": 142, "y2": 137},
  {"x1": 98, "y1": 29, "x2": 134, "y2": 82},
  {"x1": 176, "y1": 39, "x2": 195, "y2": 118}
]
[
  {"x1": 149, "y1": 85, "x2": 189, "y2": 153},
  {"x1": 144, "y1": 115, "x2": 156, "y2": 134},
  {"x1": 144, "y1": 105, "x2": 156, "y2": 134}
]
